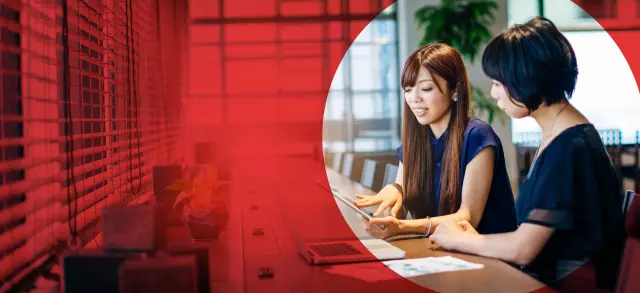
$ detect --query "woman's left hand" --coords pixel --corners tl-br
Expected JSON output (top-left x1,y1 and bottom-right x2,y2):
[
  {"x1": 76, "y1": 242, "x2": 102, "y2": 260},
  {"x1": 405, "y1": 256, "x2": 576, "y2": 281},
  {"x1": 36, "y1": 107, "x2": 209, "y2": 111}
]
[
  {"x1": 429, "y1": 220, "x2": 478, "y2": 250},
  {"x1": 457, "y1": 220, "x2": 479, "y2": 235},
  {"x1": 361, "y1": 216, "x2": 401, "y2": 239}
]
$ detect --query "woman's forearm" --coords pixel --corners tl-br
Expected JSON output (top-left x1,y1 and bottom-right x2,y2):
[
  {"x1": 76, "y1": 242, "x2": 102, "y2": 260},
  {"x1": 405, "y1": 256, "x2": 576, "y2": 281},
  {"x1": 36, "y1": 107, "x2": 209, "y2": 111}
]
[
  {"x1": 397, "y1": 218, "x2": 429, "y2": 234},
  {"x1": 458, "y1": 233, "x2": 521, "y2": 263},
  {"x1": 430, "y1": 208, "x2": 471, "y2": 230},
  {"x1": 397, "y1": 209, "x2": 471, "y2": 235},
  {"x1": 456, "y1": 230, "x2": 543, "y2": 266}
]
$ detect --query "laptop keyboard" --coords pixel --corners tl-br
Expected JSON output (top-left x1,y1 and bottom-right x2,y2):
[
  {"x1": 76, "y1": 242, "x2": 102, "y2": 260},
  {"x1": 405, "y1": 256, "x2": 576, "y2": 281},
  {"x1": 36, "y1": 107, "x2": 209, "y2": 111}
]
[{"x1": 308, "y1": 242, "x2": 362, "y2": 257}]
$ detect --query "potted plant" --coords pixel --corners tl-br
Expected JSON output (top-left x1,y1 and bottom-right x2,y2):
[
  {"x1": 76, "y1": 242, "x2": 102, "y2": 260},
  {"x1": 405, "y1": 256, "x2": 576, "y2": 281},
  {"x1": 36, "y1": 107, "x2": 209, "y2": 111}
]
[
  {"x1": 165, "y1": 165, "x2": 230, "y2": 242},
  {"x1": 414, "y1": 0, "x2": 504, "y2": 124}
]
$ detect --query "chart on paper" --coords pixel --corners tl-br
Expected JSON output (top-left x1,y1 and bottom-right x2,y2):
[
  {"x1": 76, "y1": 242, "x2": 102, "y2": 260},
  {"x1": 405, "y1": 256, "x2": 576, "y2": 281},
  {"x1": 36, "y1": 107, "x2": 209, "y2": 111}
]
[
  {"x1": 324, "y1": 256, "x2": 484, "y2": 282},
  {"x1": 383, "y1": 256, "x2": 484, "y2": 278}
]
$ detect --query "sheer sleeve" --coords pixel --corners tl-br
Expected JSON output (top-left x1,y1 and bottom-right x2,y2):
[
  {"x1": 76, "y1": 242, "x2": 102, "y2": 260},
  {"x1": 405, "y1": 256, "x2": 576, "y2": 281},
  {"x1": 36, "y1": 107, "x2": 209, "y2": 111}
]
[{"x1": 521, "y1": 139, "x2": 580, "y2": 230}]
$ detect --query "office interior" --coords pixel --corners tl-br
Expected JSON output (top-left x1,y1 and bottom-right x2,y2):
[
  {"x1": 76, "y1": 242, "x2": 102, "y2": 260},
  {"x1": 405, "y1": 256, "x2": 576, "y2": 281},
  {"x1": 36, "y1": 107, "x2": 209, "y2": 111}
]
[{"x1": 0, "y1": 0, "x2": 639, "y2": 292}]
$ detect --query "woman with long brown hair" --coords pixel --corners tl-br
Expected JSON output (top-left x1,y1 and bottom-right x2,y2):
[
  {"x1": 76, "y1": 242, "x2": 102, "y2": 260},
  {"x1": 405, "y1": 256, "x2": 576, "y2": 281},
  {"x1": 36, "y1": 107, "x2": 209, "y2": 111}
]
[{"x1": 355, "y1": 43, "x2": 517, "y2": 238}]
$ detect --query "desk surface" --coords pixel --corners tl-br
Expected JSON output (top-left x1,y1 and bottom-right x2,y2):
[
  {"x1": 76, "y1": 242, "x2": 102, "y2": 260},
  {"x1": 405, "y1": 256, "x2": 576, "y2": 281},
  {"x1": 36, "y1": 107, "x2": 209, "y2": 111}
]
[
  {"x1": 166, "y1": 158, "x2": 555, "y2": 293},
  {"x1": 323, "y1": 168, "x2": 550, "y2": 293}
]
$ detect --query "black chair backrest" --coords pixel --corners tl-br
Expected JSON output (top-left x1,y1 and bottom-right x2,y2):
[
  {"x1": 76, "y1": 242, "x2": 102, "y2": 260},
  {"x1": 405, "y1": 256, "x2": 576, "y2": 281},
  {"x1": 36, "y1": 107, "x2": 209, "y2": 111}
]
[{"x1": 623, "y1": 190, "x2": 636, "y2": 218}]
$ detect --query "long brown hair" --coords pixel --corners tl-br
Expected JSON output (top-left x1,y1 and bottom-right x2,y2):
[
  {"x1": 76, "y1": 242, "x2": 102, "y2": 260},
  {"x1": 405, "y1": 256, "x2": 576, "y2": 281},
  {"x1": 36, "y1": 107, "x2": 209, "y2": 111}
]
[{"x1": 401, "y1": 44, "x2": 471, "y2": 218}]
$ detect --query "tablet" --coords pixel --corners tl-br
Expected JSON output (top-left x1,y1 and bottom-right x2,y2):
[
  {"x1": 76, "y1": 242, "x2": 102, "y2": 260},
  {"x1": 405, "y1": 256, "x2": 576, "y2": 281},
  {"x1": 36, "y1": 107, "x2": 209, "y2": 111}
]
[{"x1": 331, "y1": 188, "x2": 386, "y2": 230}]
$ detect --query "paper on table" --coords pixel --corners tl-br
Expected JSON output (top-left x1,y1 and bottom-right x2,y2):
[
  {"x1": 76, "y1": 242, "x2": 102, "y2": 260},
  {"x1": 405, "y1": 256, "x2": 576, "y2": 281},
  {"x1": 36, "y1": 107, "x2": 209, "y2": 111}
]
[
  {"x1": 383, "y1": 256, "x2": 484, "y2": 278},
  {"x1": 324, "y1": 256, "x2": 484, "y2": 282}
]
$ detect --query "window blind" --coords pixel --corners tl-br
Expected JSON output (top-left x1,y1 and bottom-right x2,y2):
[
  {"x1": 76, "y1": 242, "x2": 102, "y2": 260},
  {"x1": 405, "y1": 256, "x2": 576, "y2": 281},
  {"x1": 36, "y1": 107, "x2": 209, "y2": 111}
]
[{"x1": 0, "y1": 0, "x2": 186, "y2": 290}]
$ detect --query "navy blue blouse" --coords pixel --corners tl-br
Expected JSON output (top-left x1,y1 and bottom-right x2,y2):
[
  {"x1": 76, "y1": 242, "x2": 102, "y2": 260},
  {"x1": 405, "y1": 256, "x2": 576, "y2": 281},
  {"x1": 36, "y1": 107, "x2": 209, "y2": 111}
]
[
  {"x1": 515, "y1": 124, "x2": 625, "y2": 287},
  {"x1": 397, "y1": 117, "x2": 517, "y2": 234}
]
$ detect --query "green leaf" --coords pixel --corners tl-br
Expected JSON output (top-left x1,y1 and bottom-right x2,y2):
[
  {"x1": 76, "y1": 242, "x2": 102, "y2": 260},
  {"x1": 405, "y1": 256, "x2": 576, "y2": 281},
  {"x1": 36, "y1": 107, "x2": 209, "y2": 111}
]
[
  {"x1": 413, "y1": 0, "x2": 502, "y2": 118},
  {"x1": 165, "y1": 178, "x2": 193, "y2": 193},
  {"x1": 414, "y1": 0, "x2": 499, "y2": 62},
  {"x1": 470, "y1": 84, "x2": 504, "y2": 125},
  {"x1": 442, "y1": 0, "x2": 456, "y2": 8},
  {"x1": 173, "y1": 191, "x2": 191, "y2": 210}
]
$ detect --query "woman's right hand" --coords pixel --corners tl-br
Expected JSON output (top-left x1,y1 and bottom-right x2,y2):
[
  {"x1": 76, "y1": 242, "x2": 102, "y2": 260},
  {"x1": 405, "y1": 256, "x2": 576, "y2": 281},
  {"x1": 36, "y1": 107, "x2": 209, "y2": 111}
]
[{"x1": 353, "y1": 184, "x2": 403, "y2": 217}]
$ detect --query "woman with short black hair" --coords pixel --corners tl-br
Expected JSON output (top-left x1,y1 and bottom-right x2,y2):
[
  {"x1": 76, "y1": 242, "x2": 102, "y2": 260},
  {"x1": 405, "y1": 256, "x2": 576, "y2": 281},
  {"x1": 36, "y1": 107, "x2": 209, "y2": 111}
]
[{"x1": 429, "y1": 17, "x2": 626, "y2": 291}]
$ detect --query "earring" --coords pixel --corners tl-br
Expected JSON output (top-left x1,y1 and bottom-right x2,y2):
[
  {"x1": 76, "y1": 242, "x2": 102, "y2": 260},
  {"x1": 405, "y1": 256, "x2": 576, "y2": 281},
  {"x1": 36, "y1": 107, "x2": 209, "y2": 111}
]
[{"x1": 452, "y1": 93, "x2": 458, "y2": 102}]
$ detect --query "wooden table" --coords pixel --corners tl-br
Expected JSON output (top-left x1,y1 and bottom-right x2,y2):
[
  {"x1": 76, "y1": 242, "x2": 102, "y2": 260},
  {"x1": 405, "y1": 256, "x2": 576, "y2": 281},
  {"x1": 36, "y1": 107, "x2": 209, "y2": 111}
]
[
  {"x1": 323, "y1": 168, "x2": 551, "y2": 293},
  {"x1": 165, "y1": 157, "x2": 556, "y2": 293}
]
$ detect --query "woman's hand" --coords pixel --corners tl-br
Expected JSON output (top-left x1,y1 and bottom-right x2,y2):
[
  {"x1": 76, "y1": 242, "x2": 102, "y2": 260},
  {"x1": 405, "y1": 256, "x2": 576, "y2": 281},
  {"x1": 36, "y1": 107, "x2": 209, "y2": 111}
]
[
  {"x1": 429, "y1": 220, "x2": 479, "y2": 251},
  {"x1": 360, "y1": 216, "x2": 401, "y2": 239},
  {"x1": 354, "y1": 184, "x2": 403, "y2": 217},
  {"x1": 457, "y1": 220, "x2": 479, "y2": 235}
]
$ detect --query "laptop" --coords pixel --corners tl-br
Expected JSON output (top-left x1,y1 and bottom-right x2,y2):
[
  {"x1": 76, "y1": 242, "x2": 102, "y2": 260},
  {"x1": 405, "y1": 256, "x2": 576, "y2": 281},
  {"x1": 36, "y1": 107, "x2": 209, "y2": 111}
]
[
  {"x1": 300, "y1": 238, "x2": 406, "y2": 265},
  {"x1": 280, "y1": 178, "x2": 406, "y2": 265}
]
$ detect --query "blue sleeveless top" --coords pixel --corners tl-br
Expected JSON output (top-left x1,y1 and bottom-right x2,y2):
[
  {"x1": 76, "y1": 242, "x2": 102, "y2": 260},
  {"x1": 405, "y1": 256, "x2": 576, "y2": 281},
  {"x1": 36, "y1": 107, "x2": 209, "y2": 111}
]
[{"x1": 397, "y1": 117, "x2": 517, "y2": 234}]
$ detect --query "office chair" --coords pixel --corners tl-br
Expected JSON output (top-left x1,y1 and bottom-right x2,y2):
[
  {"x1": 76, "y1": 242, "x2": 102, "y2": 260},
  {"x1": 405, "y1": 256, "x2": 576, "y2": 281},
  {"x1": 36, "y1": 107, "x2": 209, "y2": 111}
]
[
  {"x1": 623, "y1": 190, "x2": 636, "y2": 218},
  {"x1": 360, "y1": 159, "x2": 377, "y2": 189},
  {"x1": 341, "y1": 153, "x2": 355, "y2": 178},
  {"x1": 331, "y1": 152, "x2": 343, "y2": 172},
  {"x1": 382, "y1": 164, "x2": 399, "y2": 187}
]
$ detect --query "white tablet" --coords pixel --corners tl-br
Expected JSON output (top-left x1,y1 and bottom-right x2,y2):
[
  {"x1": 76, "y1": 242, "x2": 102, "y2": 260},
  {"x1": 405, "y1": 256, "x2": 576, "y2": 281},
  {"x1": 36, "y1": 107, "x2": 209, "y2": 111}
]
[{"x1": 331, "y1": 188, "x2": 386, "y2": 230}]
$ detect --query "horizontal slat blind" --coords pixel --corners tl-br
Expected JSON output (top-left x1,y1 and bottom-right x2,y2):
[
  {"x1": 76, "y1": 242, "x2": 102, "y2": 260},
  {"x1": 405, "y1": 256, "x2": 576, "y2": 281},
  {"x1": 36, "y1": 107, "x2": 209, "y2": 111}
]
[{"x1": 0, "y1": 0, "x2": 186, "y2": 290}]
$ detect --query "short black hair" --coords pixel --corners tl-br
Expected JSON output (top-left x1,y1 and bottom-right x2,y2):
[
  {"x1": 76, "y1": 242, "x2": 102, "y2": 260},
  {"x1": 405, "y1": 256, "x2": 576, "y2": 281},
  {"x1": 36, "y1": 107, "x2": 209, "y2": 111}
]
[{"x1": 482, "y1": 16, "x2": 578, "y2": 112}]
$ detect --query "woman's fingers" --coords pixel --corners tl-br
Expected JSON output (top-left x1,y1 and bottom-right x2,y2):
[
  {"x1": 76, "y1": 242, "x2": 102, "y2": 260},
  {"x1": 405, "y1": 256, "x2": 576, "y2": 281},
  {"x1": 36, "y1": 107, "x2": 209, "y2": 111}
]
[
  {"x1": 354, "y1": 197, "x2": 372, "y2": 203},
  {"x1": 372, "y1": 203, "x2": 387, "y2": 217},
  {"x1": 369, "y1": 216, "x2": 395, "y2": 226},
  {"x1": 373, "y1": 199, "x2": 395, "y2": 216},
  {"x1": 354, "y1": 195, "x2": 372, "y2": 204},
  {"x1": 354, "y1": 199, "x2": 376, "y2": 207},
  {"x1": 361, "y1": 216, "x2": 389, "y2": 239},
  {"x1": 390, "y1": 200, "x2": 402, "y2": 218}
]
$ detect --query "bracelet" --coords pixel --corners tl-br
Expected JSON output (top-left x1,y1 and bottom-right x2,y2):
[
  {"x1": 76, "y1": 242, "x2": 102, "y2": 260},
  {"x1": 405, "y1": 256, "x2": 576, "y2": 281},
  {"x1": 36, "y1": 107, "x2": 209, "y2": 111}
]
[
  {"x1": 424, "y1": 217, "x2": 432, "y2": 237},
  {"x1": 390, "y1": 183, "x2": 403, "y2": 194}
]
